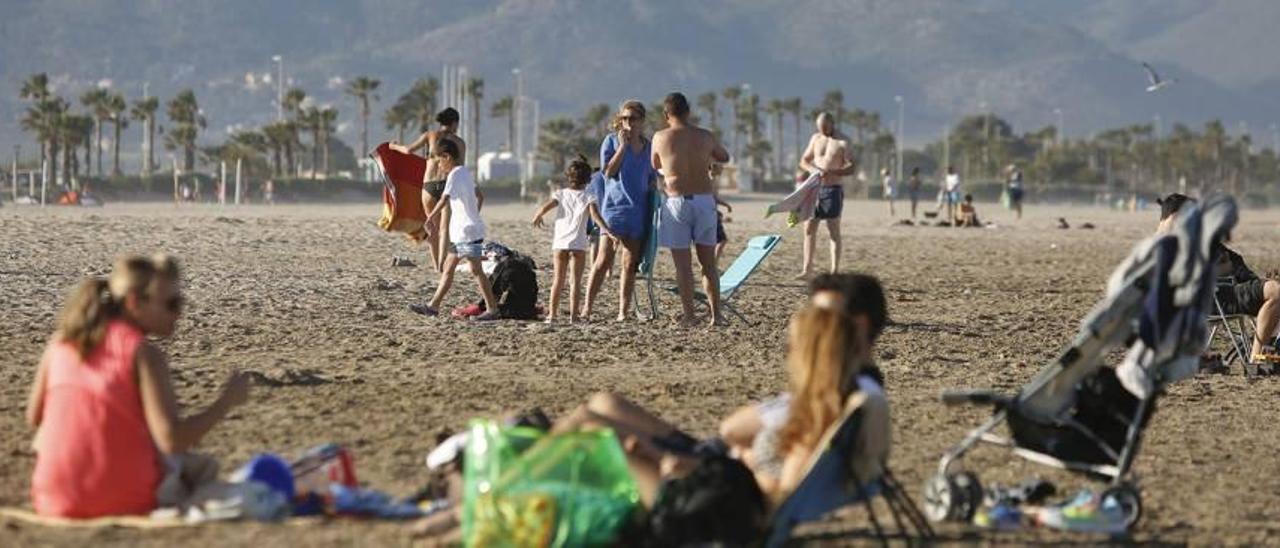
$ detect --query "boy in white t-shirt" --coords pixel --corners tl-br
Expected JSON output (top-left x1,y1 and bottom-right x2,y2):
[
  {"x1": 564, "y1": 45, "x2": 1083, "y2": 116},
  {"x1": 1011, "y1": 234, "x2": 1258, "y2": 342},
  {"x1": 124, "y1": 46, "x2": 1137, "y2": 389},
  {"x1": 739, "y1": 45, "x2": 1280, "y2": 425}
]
[
  {"x1": 532, "y1": 156, "x2": 614, "y2": 323},
  {"x1": 411, "y1": 139, "x2": 500, "y2": 320}
]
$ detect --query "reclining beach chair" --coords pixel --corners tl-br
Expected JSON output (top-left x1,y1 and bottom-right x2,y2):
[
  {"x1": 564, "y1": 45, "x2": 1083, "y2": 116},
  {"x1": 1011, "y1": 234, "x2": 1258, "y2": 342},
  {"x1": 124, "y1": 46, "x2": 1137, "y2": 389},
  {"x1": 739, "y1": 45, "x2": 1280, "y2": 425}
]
[
  {"x1": 1206, "y1": 276, "x2": 1260, "y2": 376},
  {"x1": 668, "y1": 234, "x2": 781, "y2": 325},
  {"x1": 924, "y1": 194, "x2": 1238, "y2": 532},
  {"x1": 766, "y1": 387, "x2": 933, "y2": 547}
]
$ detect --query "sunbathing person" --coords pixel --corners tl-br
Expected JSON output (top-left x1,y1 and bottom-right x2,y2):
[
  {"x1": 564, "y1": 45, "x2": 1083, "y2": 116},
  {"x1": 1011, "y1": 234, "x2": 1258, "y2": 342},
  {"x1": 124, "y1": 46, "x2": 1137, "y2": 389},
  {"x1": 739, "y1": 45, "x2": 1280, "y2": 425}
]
[
  {"x1": 26, "y1": 255, "x2": 251, "y2": 518},
  {"x1": 957, "y1": 193, "x2": 981, "y2": 227},
  {"x1": 1158, "y1": 193, "x2": 1280, "y2": 365},
  {"x1": 415, "y1": 298, "x2": 886, "y2": 540}
]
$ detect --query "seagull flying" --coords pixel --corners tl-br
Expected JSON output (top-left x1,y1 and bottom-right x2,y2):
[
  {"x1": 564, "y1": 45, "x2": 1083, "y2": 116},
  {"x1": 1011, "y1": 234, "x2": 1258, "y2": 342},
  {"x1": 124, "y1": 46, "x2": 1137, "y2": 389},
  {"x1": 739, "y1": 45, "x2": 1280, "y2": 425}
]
[{"x1": 1142, "y1": 62, "x2": 1176, "y2": 92}]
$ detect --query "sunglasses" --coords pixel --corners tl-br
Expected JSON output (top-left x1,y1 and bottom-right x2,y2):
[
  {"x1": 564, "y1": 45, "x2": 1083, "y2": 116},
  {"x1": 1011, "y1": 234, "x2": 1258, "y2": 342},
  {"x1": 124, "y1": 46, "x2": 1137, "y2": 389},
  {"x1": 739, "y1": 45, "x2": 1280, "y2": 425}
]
[
  {"x1": 620, "y1": 115, "x2": 643, "y2": 122},
  {"x1": 164, "y1": 295, "x2": 185, "y2": 313}
]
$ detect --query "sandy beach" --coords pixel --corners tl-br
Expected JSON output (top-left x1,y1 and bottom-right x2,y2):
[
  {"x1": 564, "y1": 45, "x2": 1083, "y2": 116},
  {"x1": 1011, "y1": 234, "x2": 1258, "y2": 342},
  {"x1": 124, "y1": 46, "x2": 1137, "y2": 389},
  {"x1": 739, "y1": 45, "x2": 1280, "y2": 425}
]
[{"x1": 2, "y1": 196, "x2": 1279, "y2": 546}]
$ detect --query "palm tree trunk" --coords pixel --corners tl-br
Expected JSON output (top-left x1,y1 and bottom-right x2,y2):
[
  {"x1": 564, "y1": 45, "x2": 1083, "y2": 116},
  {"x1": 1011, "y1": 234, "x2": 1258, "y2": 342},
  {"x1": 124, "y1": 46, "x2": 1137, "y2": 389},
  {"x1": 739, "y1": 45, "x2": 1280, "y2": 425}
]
[
  {"x1": 471, "y1": 104, "x2": 480, "y2": 165},
  {"x1": 311, "y1": 129, "x2": 320, "y2": 180},
  {"x1": 507, "y1": 112, "x2": 515, "y2": 153},
  {"x1": 322, "y1": 130, "x2": 330, "y2": 176},
  {"x1": 184, "y1": 145, "x2": 194, "y2": 172},
  {"x1": 147, "y1": 117, "x2": 156, "y2": 175},
  {"x1": 62, "y1": 137, "x2": 72, "y2": 188},
  {"x1": 360, "y1": 100, "x2": 370, "y2": 155},
  {"x1": 48, "y1": 139, "x2": 59, "y2": 189},
  {"x1": 112, "y1": 120, "x2": 122, "y2": 176},
  {"x1": 95, "y1": 119, "x2": 103, "y2": 176}
]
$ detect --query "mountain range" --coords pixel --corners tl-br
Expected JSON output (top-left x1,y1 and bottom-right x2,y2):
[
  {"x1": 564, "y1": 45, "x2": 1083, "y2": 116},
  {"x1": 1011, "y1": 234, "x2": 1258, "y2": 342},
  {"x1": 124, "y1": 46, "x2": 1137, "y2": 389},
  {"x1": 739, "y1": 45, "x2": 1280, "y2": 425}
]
[{"x1": 3, "y1": 0, "x2": 1277, "y2": 167}]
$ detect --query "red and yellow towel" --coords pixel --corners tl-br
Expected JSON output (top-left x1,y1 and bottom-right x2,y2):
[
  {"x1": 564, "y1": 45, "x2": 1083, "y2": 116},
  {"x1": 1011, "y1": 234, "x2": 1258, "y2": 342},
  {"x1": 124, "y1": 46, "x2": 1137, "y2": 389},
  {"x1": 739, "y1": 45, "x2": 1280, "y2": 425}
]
[{"x1": 373, "y1": 142, "x2": 429, "y2": 241}]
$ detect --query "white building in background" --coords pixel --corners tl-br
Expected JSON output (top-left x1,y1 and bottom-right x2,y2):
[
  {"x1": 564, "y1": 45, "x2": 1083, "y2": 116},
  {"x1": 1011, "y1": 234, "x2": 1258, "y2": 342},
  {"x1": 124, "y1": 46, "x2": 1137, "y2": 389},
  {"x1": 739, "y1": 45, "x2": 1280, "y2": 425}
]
[{"x1": 478, "y1": 151, "x2": 520, "y2": 182}]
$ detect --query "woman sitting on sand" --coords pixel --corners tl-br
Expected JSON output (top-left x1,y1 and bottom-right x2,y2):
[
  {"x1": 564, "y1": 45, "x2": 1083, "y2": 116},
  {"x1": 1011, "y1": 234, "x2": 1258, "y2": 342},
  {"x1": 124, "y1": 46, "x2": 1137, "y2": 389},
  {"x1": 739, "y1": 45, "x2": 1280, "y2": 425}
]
[{"x1": 26, "y1": 255, "x2": 250, "y2": 518}]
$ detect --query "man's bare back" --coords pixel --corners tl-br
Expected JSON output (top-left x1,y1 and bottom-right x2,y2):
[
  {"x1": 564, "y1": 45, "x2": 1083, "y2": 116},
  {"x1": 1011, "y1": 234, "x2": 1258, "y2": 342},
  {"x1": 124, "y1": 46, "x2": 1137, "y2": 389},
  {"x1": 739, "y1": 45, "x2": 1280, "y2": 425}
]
[{"x1": 652, "y1": 125, "x2": 729, "y2": 196}]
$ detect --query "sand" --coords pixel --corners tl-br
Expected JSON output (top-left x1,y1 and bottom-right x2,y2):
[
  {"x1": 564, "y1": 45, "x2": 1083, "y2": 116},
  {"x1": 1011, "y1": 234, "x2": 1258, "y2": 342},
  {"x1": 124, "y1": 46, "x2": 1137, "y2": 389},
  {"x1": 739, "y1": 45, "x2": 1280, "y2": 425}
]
[{"x1": 2, "y1": 197, "x2": 1279, "y2": 546}]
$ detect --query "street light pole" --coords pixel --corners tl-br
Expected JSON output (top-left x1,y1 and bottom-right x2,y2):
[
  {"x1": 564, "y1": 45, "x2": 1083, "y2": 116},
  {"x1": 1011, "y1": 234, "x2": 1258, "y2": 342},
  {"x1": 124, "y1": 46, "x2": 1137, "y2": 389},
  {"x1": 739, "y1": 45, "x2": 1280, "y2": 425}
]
[
  {"x1": 894, "y1": 95, "x2": 904, "y2": 184},
  {"x1": 272, "y1": 55, "x2": 284, "y2": 121},
  {"x1": 513, "y1": 68, "x2": 525, "y2": 195}
]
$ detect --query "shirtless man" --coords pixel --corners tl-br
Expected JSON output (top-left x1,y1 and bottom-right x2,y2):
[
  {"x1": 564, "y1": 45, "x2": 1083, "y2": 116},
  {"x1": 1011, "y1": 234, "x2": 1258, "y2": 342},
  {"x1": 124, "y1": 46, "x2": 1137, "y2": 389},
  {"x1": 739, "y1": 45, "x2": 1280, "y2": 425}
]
[
  {"x1": 391, "y1": 108, "x2": 467, "y2": 271},
  {"x1": 797, "y1": 112, "x2": 856, "y2": 277},
  {"x1": 651, "y1": 92, "x2": 731, "y2": 327}
]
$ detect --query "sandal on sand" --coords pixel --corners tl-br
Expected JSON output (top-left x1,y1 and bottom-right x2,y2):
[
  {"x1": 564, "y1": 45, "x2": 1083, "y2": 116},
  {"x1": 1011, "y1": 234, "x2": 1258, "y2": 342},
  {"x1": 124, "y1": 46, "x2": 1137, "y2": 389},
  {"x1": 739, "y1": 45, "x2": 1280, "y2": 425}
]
[{"x1": 473, "y1": 311, "x2": 500, "y2": 321}]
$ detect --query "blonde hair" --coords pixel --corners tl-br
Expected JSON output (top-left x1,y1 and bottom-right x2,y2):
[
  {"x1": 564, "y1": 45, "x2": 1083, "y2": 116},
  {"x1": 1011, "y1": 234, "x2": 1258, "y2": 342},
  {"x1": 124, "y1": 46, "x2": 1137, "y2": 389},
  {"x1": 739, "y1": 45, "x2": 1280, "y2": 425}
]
[
  {"x1": 57, "y1": 254, "x2": 180, "y2": 358},
  {"x1": 778, "y1": 307, "x2": 864, "y2": 455},
  {"x1": 609, "y1": 100, "x2": 647, "y2": 131}
]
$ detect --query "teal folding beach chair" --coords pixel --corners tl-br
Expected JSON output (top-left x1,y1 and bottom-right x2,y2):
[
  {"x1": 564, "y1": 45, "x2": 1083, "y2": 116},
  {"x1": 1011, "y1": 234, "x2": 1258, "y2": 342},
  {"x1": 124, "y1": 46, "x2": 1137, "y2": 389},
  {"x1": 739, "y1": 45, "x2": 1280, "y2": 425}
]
[
  {"x1": 766, "y1": 392, "x2": 934, "y2": 547},
  {"x1": 667, "y1": 234, "x2": 781, "y2": 325}
]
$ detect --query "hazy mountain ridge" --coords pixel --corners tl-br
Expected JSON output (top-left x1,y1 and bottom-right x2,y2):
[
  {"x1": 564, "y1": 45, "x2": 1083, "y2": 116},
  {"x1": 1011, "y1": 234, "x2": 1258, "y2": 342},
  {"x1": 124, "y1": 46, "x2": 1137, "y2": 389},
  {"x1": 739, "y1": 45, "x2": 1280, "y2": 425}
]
[{"x1": 3, "y1": 0, "x2": 1275, "y2": 161}]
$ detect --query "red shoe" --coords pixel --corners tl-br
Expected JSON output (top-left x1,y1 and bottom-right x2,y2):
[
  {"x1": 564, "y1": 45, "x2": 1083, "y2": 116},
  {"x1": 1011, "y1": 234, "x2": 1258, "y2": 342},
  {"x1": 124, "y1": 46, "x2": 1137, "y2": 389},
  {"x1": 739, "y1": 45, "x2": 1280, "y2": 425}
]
[{"x1": 452, "y1": 303, "x2": 484, "y2": 318}]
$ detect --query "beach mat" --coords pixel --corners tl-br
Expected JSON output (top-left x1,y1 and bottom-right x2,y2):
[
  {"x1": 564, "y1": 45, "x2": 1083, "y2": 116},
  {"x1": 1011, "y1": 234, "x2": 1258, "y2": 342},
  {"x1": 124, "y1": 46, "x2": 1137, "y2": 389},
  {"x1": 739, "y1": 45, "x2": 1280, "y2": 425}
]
[
  {"x1": 372, "y1": 142, "x2": 429, "y2": 241},
  {"x1": 0, "y1": 507, "x2": 189, "y2": 529},
  {"x1": 0, "y1": 506, "x2": 325, "y2": 529}
]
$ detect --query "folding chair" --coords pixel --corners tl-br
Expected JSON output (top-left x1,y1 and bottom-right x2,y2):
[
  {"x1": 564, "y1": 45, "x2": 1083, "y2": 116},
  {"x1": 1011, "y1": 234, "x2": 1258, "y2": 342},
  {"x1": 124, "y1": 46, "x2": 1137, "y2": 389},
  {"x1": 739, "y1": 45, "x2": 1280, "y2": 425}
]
[
  {"x1": 668, "y1": 234, "x2": 781, "y2": 325},
  {"x1": 1207, "y1": 276, "x2": 1259, "y2": 375},
  {"x1": 765, "y1": 390, "x2": 934, "y2": 547}
]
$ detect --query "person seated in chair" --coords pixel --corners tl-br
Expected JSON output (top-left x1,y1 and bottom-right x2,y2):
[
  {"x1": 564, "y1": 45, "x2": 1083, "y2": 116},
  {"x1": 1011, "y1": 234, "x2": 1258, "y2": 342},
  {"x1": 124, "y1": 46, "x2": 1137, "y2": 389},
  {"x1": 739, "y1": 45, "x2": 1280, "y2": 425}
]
[{"x1": 1157, "y1": 193, "x2": 1280, "y2": 366}]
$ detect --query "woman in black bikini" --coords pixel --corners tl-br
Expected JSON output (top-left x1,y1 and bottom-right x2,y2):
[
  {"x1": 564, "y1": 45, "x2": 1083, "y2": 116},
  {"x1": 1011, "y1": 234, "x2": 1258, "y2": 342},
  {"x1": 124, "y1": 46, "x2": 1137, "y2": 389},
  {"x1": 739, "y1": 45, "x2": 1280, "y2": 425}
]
[{"x1": 391, "y1": 107, "x2": 466, "y2": 271}]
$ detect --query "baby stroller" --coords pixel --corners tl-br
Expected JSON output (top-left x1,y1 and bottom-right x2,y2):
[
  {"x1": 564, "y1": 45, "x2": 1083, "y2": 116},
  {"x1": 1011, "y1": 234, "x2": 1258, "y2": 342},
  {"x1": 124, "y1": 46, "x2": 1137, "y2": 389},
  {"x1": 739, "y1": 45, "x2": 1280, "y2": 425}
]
[{"x1": 922, "y1": 194, "x2": 1238, "y2": 530}]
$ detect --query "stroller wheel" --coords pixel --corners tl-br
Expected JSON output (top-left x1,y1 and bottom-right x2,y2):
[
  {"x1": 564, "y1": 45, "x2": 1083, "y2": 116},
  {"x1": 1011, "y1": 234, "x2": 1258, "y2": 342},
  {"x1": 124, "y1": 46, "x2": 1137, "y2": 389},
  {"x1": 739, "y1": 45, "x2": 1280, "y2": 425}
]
[
  {"x1": 1101, "y1": 484, "x2": 1143, "y2": 530},
  {"x1": 923, "y1": 473, "x2": 973, "y2": 522},
  {"x1": 952, "y1": 471, "x2": 983, "y2": 521}
]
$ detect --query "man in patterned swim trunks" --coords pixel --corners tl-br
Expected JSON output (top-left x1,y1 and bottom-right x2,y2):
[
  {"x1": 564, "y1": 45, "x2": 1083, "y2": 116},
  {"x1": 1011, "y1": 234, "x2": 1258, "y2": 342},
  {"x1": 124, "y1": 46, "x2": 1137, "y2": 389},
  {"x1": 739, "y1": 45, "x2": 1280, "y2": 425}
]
[{"x1": 797, "y1": 112, "x2": 856, "y2": 278}]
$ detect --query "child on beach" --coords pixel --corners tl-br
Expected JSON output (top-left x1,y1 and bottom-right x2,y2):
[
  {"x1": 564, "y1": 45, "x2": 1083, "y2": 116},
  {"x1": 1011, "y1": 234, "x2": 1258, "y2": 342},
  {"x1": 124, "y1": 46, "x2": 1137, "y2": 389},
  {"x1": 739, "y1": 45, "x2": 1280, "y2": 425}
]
[
  {"x1": 958, "y1": 194, "x2": 981, "y2": 227},
  {"x1": 411, "y1": 139, "x2": 500, "y2": 320},
  {"x1": 531, "y1": 156, "x2": 614, "y2": 323},
  {"x1": 711, "y1": 163, "x2": 732, "y2": 260}
]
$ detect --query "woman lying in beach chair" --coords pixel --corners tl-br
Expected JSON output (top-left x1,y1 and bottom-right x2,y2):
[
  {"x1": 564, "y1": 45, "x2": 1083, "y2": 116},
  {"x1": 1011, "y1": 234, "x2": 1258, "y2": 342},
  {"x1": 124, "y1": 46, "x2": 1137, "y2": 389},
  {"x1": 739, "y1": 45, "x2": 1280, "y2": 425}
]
[
  {"x1": 414, "y1": 302, "x2": 894, "y2": 544},
  {"x1": 25, "y1": 255, "x2": 251, "y2": 518}
]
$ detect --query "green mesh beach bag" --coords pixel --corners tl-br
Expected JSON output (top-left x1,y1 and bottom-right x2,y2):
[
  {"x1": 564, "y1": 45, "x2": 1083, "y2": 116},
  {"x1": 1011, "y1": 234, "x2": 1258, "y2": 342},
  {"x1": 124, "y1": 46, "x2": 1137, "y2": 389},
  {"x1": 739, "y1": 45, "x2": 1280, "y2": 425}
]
[{"x1": 461, "y1": 419, "x2": 641, "y2": 547}]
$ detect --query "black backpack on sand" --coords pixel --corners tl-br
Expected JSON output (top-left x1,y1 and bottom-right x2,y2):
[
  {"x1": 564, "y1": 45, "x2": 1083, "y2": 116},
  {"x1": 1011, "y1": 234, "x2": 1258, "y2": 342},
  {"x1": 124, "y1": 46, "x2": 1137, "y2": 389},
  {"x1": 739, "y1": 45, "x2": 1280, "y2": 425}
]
[{"x1": 480, "y1": 252, "x2": 539, "y2": 319}]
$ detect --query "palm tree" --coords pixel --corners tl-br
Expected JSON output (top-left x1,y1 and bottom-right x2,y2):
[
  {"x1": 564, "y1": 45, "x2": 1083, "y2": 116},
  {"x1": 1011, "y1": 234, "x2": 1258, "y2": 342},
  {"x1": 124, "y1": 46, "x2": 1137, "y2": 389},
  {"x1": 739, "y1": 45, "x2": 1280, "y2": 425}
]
[
  {"x1": 784, "y1": 97, "x2": 803, "y2": 168},
  {"x1": 697, "y1": 92, "x2": 719, "y2": 138},
  {"x1": 745, "y1": 94, "x2": 765, "y2": 177},
  {"x1": 283, "y1": 88, "x2": 308, "y2": 175},
  {"x1": 384, "y1": 104, "x2": 413, "y2": 143},
  {"x1": 19, "y1": 73, "x2": 54, "y2": 175},
  {"x1": 722, "y1": 86, "x2": 743, "y2": 160},
  {"x1": 301, "y1": 107, "x2": 322, "y2": 179},
  {"x1": 106, "y1": 92, "x2": 128, "y2": 176},
  {"x1": 80, "y1": 88, "x2": 111, "y2": 176},
  {"x1": 466, "y1": 78, "x2": 484, "y2": 165},
  {"x1": 766, "y1": 98, "x2": 785, "y2": 178},
  {"x1": 821, "y1": 89, "x2": 844, "y2": 133},
  {"x1": 21, "y1": 96, "x2": 68, "y2": 187},
  {"x1": 64, "y1": 114, "x2": 94, "y2": 179},
  {"x1": 581, "y1": 103, "x2": 610, "y2": 139},
  {"x1": 131, "y1": 96, "x2": 159, "y2": 176},
  {"x1": 344, "y1": 76, "x2": 380, "y2": 156},
  {"x1": 164, "y1": 89, "x2": 204, "y2": 171},
  {"x1": 320, "y1": 107, "x2": 338, "y2": 176},
  {"x1": 537, "y1": 117, "x2": 579, "y2": 173},
  {"x1": 262, "y1": 121, "x2": 292, "y2": 175},
  {"x1": 490, "y1": 95, "x2": 515, "y2": 152}
]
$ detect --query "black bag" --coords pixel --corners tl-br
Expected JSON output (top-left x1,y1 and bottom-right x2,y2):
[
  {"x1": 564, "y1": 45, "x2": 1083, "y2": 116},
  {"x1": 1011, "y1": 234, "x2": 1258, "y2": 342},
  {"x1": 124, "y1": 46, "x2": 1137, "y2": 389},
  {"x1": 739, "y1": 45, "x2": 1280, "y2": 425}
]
[
  {"x1": 644, "y1": 456, "x2": 767, "y2": 547},
  {"x1": 480, "y1": 253, "x2": 539, "y2": 319}
]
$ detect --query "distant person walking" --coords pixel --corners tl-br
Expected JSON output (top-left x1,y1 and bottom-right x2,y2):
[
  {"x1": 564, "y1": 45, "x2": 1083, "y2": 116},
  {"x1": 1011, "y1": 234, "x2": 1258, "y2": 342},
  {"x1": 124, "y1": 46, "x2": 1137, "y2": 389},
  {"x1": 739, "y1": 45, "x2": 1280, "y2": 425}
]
[
  {"x1": 881, "y1": 167, "x2": 896, "y2": 217},
  {"x1": 797, "y1": 112, "x2": 856, "y2": 277},
  {"x1": 943, "y1": 165, "x2": 961, "y2": 226},
  {"x1": 1006, "y1": 165, "x2": 1025, "y2": 220},
  {"x1": 908, "y1": 167, "x2": 922, "y2": 219},
  {"x1": 584, "y1": 101, "x2": 656, "y2": 322},
  {"x1": 651, "y1": 92, "x2": 731, "y2": 327},
  {"x1": 391, "y1": 107, "x2": 466, "y2": 272}
]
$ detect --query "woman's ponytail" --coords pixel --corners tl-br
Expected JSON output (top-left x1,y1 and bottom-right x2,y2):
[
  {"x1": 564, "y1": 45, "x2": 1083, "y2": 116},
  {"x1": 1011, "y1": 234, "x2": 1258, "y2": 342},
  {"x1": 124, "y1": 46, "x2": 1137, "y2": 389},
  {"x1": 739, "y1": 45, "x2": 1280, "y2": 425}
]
[{"x1": 57, "y1": 277, "x2": 119, "y2": 359}]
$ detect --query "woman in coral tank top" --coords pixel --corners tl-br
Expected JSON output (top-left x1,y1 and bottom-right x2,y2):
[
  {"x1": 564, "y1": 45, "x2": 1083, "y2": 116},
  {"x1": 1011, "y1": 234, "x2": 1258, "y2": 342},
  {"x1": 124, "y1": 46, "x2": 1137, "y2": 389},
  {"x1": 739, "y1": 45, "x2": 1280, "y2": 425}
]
[{"x1": 26, "y1": 255, "x2": 250, "y2": 518}]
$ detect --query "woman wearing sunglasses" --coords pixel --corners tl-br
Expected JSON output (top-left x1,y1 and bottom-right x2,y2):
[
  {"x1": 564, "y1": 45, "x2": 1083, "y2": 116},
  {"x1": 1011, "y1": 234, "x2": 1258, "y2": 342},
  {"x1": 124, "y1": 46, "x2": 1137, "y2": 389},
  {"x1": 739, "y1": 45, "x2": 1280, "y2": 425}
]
[
  {"x1": 584, "y1": 100, "x2": 657, "y2": 321},
  {"x1": 26, "y1": 254, "x2": 250, "y2": 518}
]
